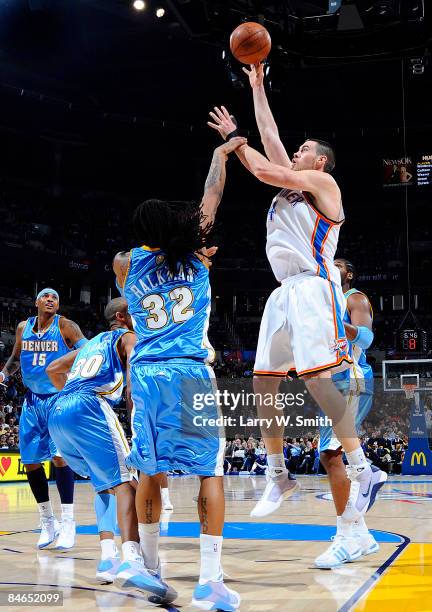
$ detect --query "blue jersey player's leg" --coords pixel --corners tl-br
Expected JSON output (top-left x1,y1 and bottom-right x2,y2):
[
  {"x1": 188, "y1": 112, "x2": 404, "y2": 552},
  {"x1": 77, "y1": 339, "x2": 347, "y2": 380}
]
[
  {"x1": 94, "y1": 490, "x2": 120, "y2": 583},
  {"x1": 18, "y1": 391, "x2": 60, "y2": 548},
  {"x1": 1, "y1": 288, "x2": 86, "y2": 549},
  {"x1": 19, "y1": 392, "x2": 76, "y2": 549},
  {"x1": 160, "y1": 473, "x2": 173, "y2": 511},
  {"x1": 315, "y1": 260, "x2": 381, "y2": 569}
]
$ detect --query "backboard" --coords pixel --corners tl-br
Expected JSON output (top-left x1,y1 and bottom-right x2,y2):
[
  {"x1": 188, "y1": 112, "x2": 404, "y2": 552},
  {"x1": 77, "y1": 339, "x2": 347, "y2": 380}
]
[{"x1": 382, "y1": 359, "x2": 432, "y2": 393}]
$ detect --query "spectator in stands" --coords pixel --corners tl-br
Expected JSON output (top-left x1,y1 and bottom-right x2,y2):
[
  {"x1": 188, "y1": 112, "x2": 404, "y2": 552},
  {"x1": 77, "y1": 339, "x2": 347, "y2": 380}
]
[
  {"x1": 223, "y1": 440, "x2": 234, "y2": 474},
  {"x1": 247, "y1": 435, "x2": 257, "y2": 447},
  {"x1": 3, "y1": 401, "x2": 16, "y2": 415},
  {"x1": 224, "y1": 438, "x2": 244, "y2": 474},
  {"x1": 377, "y1": 443, "x2": 391, "y2": 459},
  {"x1": 226, "y1": 438, "x2": 246, "y2": 473},
  {"x1": 0, "y1": 434, "x2": 8, "y2": 449},
  {"x1": 242, "y1": 441, "x2": 256, "y2": 472},
  {"x1": 287, "y1": 440, "x2": 303, "y2": 474},
  {"x1": 365, "y1": 441, "x2": 380, "y2": 465},
  {"x1": 391, "y1": 443, "x2": 404, "y2": 475},
  {"x1": 7, "y1": 434, "x2": 18, "y2": 451},
  {"x1": 256, "y1": 440, "x2": 266, "y2": 456},
  {"x1": 378, "y1": 444, "x2": 393, "y2": 472},
  {"x1": 250, "y1": 450, "x2": 267, "y2": 475},
  {"x1": 426, "y1": 406, "x2": 432, "y2": 430},
  {"x1": 283, "y1": 439, "x2": 291, "y2": 469},
  {"x1": 0, "y1": 416, "x2": 8, "y2": 435},
  {"x1": 297, "y1": 441, "x2": 315, "y2": 474}
]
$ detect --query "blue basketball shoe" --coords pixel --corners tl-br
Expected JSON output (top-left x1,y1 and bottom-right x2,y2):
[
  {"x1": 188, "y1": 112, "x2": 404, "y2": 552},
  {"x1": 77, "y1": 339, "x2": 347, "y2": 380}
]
[
  {"x1": 192, "y1": 578, "x2": 241, "y2": 611},
  {"x1": 96, "y1": 555, "x2": 122, "y2": 584},
  {"x1": 115, "y1": 559, "x2": 177, "y2": 605}
]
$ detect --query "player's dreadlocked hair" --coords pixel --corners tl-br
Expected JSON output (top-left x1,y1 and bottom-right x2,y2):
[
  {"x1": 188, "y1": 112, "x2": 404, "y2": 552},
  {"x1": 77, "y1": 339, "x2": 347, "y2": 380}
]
[{"x1": 133, "y1": 199, "x2": 212, "y2": 277}]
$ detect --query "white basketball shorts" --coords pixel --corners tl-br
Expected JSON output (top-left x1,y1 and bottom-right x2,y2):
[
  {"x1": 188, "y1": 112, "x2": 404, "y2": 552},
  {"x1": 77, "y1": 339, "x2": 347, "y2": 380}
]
[{"x1": 253, "y1": 273, "x2": 352, "y2": 377}]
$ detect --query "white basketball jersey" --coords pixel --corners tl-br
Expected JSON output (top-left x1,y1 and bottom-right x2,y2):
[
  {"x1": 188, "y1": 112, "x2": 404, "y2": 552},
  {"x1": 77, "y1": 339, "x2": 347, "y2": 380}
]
[{"x1": 266, "y1": 189, "x2": 343, "y2": 284}]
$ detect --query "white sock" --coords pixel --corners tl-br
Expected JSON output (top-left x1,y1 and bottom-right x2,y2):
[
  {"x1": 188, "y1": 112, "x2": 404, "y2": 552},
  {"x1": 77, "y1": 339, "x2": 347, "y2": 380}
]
[
  {"x1": 61, "y1": 503, "x2": 74, "y2": 521},
  {"x1": 336, "y1": 515, "x2": 353, "y2": 537},
  {"x1": 138, "y1": 523, "x2": 160, "y2": 571},
  {"x1": 199, "y1": 534, "x2": 223, "y2": 585},
  {"x1": 161, "y1": 488, "x2": 171, "y2": 503},
  {"x1": 100, "y1": 538, "x2": 118, "y2": 560},
  {"x1": 121, "y1": 540, "x2": 141, "y2": 563},
  {"x1": 345, "y1": 447, "x2": 368, "y2": 467},
  {"x1": 38, "y1": 501, "x2": 54, "y2": 519},
  {"x1": 267, "y1": 454, "x2": 287, "y2": 477},
  {"x1": 353, "y1": 516, "x2": 369, "y2": 536}
]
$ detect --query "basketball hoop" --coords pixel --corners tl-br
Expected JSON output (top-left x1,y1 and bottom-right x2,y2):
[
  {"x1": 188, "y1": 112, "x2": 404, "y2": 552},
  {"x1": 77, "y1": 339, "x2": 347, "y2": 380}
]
[{"x1": 402, "y1": 384, "x2": 416, "y2": 399}]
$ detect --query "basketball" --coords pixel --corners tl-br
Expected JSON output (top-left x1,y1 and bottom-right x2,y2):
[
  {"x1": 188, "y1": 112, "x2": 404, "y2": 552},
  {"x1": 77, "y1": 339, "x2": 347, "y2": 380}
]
[{"x1": 230, "y1": 22, "x2": 271, "y2": 65}]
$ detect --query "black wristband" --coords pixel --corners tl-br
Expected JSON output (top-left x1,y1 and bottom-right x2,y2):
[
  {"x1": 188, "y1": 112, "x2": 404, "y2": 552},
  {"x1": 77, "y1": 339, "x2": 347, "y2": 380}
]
[
  {"x1": 225, "y1": 114, "x2": 239, "y2": 141},
  {"x1": 225, "y1": 129, "x2": 239, "y2": 141}
]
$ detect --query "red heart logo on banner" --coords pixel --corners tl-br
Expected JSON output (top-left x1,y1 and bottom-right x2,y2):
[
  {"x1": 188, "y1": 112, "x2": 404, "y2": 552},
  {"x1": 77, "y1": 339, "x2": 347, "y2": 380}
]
[{"x1": 0, "y1": 456, "x2": 12, "y2": 477}]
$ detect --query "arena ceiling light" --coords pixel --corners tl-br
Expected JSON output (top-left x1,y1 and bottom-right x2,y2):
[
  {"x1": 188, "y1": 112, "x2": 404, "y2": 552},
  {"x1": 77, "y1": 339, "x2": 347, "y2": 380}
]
[
  {"x1": 133, "y1": 0, "x2": 146, "y2": 10},
  {"x1": 156, "y1": 8, "x2": 166, "y2": 18}
]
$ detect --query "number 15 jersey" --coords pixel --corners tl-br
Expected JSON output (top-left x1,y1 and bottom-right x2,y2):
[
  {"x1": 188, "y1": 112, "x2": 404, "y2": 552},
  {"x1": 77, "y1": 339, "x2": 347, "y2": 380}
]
[
  {"x1": 122, "y1": 246, "x2": 214, "y2": 363},
  {"x1": 21, "y1": 314, "x2": 70, "y2": 395}
]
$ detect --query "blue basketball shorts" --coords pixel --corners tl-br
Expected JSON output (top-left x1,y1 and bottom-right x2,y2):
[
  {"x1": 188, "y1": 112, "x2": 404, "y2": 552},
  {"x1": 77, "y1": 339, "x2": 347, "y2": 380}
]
[
  {"x1": 127, "y1": 359, "x2": 225, "y2": 477},
  {"x1": 19, "y1": 391, "x2": 58, "y2": 464},
  {"x1": 319, "y1": 378, "x2": 374, "y2": 453},
  {"x1": 48, "y1": 392, "x2": 132, "y2": 492}
]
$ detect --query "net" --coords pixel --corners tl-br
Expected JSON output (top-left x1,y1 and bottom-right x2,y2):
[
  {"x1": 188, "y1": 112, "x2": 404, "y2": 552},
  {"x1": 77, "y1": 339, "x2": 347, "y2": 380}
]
[{"x1": 402, "y1": 384, "x2": 416, "y2": 399}]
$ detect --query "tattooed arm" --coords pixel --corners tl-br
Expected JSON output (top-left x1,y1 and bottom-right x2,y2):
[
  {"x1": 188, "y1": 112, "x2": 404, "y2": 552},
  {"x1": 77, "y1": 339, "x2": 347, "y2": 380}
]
[
  {"x1": 200, "y1": 136, "x2": 247, "y2": 230},
  {"x1": 59, "y1": 317, "x2": 87, "y2": 350},
  {"x1": 0, "y1": 321, "x2": 26, "y2": 383}
]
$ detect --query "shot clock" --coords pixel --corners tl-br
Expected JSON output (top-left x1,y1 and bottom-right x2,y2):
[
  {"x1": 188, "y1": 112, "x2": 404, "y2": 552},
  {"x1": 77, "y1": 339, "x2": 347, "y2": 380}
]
[{"x1": 398, "y1": 329, "x2": 428, "y2": 354}]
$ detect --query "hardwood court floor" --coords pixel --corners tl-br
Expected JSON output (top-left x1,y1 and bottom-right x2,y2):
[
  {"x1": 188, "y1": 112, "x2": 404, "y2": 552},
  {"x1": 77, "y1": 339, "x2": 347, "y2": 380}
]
[{"x1": 0, "y1": 474, "x2": 431, "y2": 611}]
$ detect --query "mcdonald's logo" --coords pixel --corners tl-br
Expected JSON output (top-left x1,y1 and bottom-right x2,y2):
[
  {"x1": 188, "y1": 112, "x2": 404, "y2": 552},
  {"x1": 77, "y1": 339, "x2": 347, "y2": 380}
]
[{"x1": 411, "y1": 452, "x2": 427, "y2": 466}]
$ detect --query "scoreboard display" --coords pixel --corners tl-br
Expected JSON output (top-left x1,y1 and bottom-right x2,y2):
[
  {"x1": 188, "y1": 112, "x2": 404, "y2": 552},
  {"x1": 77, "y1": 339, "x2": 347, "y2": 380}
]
[
  {"x1": 417, "y1": 155, "x2": 432, "y2": 187},
  {"x1": 398, "y1": 329, "x2": 428, "y2": 354},
  {"x1": 383, "y1": 154, "x2": 432, "y2": 187}
]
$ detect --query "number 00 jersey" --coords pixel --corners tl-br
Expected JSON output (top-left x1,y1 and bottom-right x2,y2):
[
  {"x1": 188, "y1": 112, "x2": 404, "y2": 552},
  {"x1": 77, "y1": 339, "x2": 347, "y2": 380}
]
[
  {"x1": 122, "y1": 246, "x2": 214, "y2": 363},
  {"x1": 266, "y1": 189, "x2": 344, "y2": 284},
  {"x1": 21, "y1": 314, "x2": 70, "y2": 395},
  {"x1": 61, "y1": 329, "x2": 131, "y2": 406}
]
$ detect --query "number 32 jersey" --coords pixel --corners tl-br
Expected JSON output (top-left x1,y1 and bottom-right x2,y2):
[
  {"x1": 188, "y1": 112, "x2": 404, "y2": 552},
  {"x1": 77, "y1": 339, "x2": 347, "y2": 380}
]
[
  {"x1": 122, "y1": 246, "x2": 214, "y2": 363},
  {"x1": 61, "y1": 329, "x2": 132, "y2": 406}
]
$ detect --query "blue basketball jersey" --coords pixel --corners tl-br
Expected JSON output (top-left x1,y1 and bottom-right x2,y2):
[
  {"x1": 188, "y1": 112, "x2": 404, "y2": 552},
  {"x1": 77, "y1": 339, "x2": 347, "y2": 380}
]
[
  {"x1": 61, "y1": 329, "x2": 131, "y2": 406},
  {"x1": 333, "y1": 288, "x2": 373, "y2": 382},
  {"x1": 21, "y1": 314, "x2": 70, "y2": 395},
  {"x1": 122, "y1": 246, "x2": 214, "y2": 363}
]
